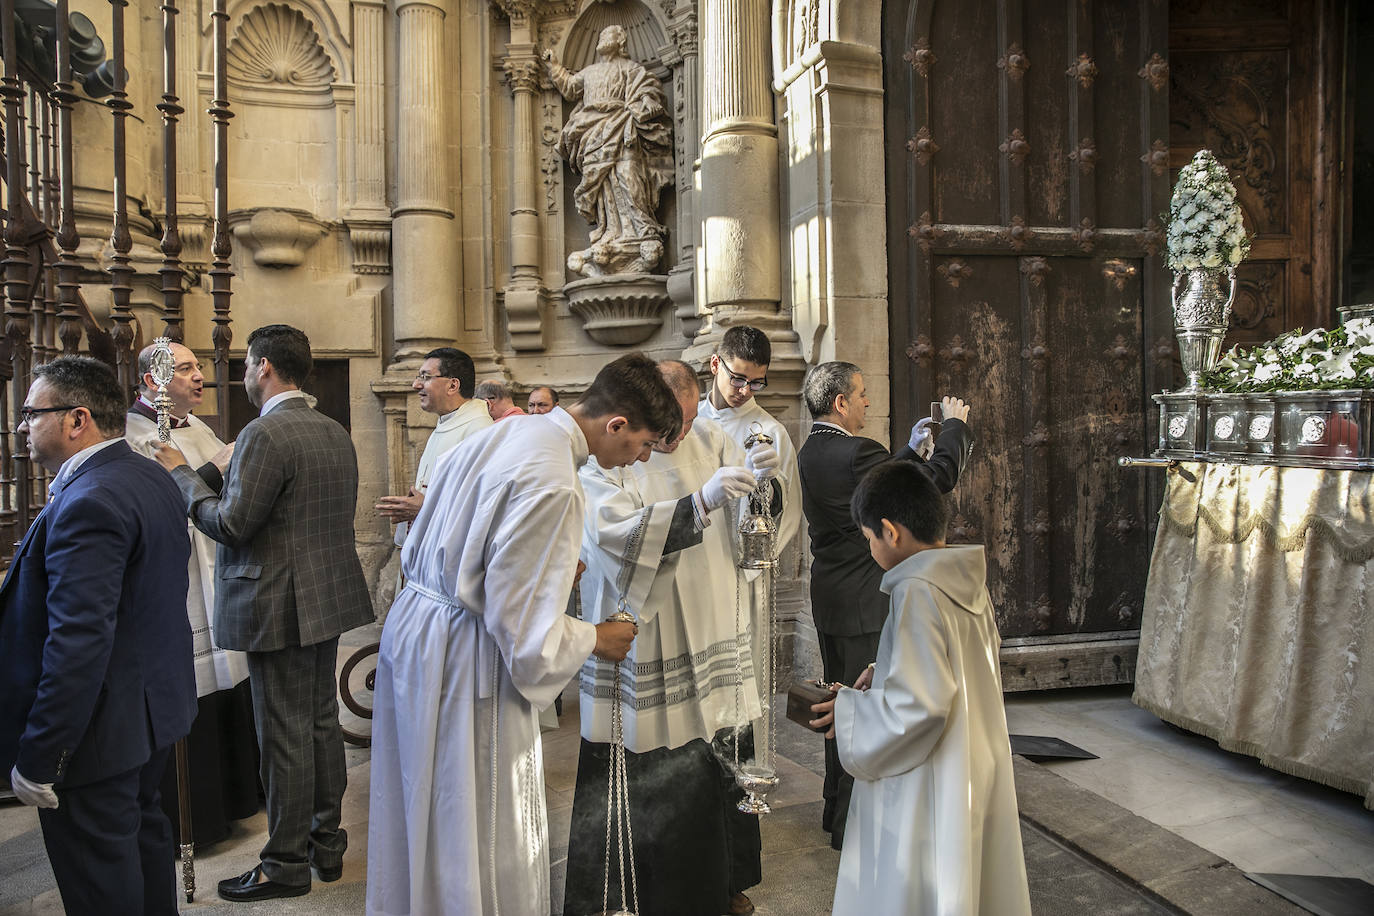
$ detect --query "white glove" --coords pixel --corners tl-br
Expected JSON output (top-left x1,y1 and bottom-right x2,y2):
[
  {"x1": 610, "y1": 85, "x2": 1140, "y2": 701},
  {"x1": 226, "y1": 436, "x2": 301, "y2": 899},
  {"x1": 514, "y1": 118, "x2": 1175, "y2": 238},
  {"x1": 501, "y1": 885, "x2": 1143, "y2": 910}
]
[
  {"x1": 699, "y1": 466, "x2": 757, "y2": 512},
  {"x1": 909, "y1": 417, "x2": 935, "y2": 460},
  {"x1": 10, "y1": 765, "x2": 58, "y2": 809},
  {"x1": 745, "y1": 442, "x2": 780, "y2": 482}
]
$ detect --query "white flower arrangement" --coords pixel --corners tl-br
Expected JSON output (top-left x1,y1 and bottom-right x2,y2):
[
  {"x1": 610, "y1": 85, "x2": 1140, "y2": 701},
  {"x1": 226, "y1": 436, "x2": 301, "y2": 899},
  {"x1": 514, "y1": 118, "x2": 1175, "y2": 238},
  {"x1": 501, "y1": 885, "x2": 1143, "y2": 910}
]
[
  {"x1": 1206, "y1": 318, "x2": 1374, "y2": 392},
  {"x1": 1165, "y1": 149, "x2": 1251, "y2": 273}
]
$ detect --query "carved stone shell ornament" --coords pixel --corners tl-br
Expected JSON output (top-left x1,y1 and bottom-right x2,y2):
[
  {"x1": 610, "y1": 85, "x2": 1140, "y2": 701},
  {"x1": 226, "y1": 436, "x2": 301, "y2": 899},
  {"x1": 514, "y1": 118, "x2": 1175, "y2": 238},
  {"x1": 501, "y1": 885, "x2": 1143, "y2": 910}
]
[{"x1": 227, "y1": 4, "x2": 336, "y2": 87}]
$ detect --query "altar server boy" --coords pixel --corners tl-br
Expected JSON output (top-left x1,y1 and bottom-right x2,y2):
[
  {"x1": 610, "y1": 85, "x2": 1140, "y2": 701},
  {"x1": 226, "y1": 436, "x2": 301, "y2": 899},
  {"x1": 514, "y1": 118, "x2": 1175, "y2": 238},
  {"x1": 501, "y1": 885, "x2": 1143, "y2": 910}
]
[{"x1": 809, "y1": 460, "x2": 1031, "y2": 916}]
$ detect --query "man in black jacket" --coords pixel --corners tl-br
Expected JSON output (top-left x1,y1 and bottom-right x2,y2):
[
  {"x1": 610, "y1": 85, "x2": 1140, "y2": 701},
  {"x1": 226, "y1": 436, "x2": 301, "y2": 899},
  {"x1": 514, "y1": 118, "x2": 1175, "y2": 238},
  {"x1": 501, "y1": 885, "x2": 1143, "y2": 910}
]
[{"x1": 796, "y1": 360, "x2": 973, "y2": 849}]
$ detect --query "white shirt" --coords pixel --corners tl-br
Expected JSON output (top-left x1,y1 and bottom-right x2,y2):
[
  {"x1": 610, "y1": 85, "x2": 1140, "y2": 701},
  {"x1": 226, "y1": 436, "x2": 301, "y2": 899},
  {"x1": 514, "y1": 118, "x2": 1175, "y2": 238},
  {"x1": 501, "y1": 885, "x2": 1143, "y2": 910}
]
[
  {"x1": 52, "y1": 437, "x2": 124, "y2": 492},
  {"x1": 260, "y1": 389, "x2": 309, "y2": 416}
]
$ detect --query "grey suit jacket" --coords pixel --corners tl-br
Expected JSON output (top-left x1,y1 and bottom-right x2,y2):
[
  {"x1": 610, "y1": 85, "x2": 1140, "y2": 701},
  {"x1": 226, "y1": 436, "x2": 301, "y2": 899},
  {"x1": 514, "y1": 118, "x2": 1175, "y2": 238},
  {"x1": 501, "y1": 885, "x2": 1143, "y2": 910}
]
[{"x1": 172, "y1": 397, "x2": 374, "y2": 652}]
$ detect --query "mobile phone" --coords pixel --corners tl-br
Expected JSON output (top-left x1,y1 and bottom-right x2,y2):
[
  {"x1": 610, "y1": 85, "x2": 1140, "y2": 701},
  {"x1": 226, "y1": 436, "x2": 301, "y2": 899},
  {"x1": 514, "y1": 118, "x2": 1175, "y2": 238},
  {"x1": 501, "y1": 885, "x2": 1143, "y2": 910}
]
[{"x1": 930, "y1": 400, "x2": 943, "y2": 423}]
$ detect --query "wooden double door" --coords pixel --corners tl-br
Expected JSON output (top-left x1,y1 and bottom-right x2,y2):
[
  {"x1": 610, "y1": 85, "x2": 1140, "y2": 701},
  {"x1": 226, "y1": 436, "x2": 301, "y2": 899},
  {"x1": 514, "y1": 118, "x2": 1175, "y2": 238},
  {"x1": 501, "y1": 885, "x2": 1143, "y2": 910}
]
[{"x1": 882, "y1": 0, "x2": 1345, "y2": 686}]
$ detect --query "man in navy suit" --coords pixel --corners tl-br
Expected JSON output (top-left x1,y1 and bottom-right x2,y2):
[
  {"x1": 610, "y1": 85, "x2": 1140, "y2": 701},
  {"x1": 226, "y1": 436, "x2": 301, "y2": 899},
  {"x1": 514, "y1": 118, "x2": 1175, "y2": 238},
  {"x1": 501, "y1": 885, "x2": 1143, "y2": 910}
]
[{"x1": 0, "y1": 356, "x2": 196, "y2": 915}]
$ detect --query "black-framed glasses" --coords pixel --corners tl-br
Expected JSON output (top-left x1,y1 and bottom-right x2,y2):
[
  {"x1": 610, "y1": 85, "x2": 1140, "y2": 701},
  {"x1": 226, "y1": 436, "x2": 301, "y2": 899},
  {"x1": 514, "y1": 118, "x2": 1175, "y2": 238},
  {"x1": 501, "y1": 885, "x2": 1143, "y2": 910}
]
[
  {"x1": 414, "y1": 372, "x2": 451, "y2": 383},
  {"x1": 19, "y1": 405, "x2": 76, "y2": 423},
  {"x1": 723, "y1": 367, "x2": 767, "y2": 392}
]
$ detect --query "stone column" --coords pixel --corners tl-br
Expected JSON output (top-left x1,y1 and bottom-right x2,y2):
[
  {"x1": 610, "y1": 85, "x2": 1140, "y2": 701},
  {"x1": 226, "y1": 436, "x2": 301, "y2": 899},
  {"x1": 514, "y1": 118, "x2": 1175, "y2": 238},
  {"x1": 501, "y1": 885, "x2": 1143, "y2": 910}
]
[
  {"x1": 688, "y1": 0, "x2": 792, "y2": 365},
  {"x1": 391, "y1": 0, "x2": 459, "y2": 364},
  {"x1": 346, "y1": 0, "x2": 391, "y2": 275},
  {"x1": 501, "y1": 18, "x2": 550, "y2": 351}
]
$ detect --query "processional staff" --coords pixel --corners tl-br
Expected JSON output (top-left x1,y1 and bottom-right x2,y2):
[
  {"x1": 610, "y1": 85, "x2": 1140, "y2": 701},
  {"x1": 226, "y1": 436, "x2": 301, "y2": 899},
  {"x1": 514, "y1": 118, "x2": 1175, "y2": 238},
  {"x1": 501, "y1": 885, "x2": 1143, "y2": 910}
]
[{"x1": 150, "y1": 337, "x2": 196, "y2": 902}]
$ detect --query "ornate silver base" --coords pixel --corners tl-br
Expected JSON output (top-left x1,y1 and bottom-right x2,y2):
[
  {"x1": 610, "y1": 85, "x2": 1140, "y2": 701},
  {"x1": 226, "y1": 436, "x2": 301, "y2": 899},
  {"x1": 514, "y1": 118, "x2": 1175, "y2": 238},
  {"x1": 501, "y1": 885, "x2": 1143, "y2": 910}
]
[
  {"x1": 1175, "y1": 326, "x2": 1228, "y2": 392},
  {"x1": 735, "y1": 764, "x2": 778, "y2": 815}
]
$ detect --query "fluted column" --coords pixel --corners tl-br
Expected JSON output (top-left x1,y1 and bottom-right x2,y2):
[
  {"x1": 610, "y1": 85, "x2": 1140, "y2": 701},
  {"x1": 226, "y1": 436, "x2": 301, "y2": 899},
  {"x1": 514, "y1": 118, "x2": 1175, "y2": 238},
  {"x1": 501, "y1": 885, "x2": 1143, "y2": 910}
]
[
  {"x1": 346, "y1": 0, "x2": 391, "y2": 275},
  {"x1": 689, "y1": 0, "x2": 783, "y2": 357},
  {"x1": 392, "y1": 0, "x2": 458, "y2": 363},
  {"x1": 501, "y1": 34, "x2": 549, "y2": 350}
]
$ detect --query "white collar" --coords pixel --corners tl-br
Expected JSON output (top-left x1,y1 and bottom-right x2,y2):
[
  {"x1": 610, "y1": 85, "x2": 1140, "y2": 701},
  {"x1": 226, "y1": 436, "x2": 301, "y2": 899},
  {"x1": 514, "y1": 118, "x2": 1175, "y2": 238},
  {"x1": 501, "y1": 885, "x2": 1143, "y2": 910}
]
[
  {"x1": 260, "y1": 389, "x2": 308, "y2": 416},
  {"x1": 52, "y1": 437, "x2": 123, "y2": 493}
]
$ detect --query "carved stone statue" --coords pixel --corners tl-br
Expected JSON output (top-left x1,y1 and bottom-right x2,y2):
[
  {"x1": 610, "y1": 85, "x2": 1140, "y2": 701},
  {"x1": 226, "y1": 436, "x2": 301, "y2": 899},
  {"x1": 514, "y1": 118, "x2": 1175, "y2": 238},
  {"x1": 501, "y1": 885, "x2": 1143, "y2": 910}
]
[{"x1": 543, "y1": 26, "x2": 674, "y2": 277}]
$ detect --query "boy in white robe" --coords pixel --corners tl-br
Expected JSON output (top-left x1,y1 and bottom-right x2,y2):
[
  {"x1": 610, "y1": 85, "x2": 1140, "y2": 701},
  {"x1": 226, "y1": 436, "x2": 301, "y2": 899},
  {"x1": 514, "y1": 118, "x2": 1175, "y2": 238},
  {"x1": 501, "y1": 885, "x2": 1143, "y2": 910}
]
[
  {"x1": 365, "y1": 353, "x2": 682, "y2": 916},
  {"x1": 810, "y1": 461, "x2": 1031, "y2": 916}
]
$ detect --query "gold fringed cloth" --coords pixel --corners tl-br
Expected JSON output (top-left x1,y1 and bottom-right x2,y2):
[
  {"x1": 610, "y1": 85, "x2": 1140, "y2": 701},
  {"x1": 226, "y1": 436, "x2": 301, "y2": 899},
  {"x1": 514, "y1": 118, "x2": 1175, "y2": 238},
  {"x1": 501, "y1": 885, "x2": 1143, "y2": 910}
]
[{"x1": 1133, "y1": 461, "x2": 1374, "y2": 810}]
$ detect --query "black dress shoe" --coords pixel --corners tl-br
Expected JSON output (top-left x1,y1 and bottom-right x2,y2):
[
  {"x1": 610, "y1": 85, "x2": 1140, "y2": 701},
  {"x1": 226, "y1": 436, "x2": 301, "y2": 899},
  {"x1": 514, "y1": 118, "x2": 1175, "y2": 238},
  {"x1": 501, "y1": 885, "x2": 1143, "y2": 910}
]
[
  {"x1": 217, "y1": 865, "x2": 310, "y2": 902},
  {"x1": 315, "y1": 864, "x2": 343, "y2": 882}
]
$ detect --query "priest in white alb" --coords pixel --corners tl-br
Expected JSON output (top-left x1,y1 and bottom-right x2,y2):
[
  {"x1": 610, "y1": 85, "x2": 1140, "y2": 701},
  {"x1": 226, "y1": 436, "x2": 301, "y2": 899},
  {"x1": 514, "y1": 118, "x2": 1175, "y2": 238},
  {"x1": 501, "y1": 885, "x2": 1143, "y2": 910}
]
[
  {"x1": 125, "y1": 341, "x2": 259, "y2": 848},
  {"x1": 564, "y1": 360, "x2": 781, "y2": 916},
  {"x1": 365, "y1": 353, "x2": 683, "y2": 916}
]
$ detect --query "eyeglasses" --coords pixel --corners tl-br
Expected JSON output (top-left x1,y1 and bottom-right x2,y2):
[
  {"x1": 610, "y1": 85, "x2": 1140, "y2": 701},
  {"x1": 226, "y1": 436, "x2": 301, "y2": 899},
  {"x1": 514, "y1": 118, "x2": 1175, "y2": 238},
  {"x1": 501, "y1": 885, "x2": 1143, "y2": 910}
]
[
  {"x1": 19, "y1": 405, "x2": 76, "y2": 423},
  {"x1": 722, "y1": 366, "x2": 767, "y2": 392},
  {"x1": 414, "y1": 373, "x2": 451, "y2": 383}
]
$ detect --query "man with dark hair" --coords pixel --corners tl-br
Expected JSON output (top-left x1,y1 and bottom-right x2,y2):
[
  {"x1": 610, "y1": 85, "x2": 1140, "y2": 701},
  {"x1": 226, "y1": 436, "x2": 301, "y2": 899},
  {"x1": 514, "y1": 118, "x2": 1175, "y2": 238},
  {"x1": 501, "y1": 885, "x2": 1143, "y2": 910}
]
[
  {"x1": 475, "y1": 378, "x2": 527, "y2": 421},
  {"x1": 1, "y1": 356, "x2": 196, "y2": 914},
  {"x1": 126, "y1": 341, "x2": 258, "y2": 849},
  {"x1": 367, "y1": 352, "x2": 679, "y2": 916},
  {"x1": 376, "y1": 347, "x2": 492, "y2": 544},
  {"x1": 809, "y1": 460, "x2": 1030, "y2": 916},
  {"x1": 567, "y1": 359, "x2": 778, "y2": 916},
  {"x1": 153, "y1": 324, "x2": 373, "y2": 902},
  {"x1": 797, "y1": 360, "x2": 974, "y2": 849},
  {"x1": 527, "y1": 385, "x2": 559, "y2": 414}
]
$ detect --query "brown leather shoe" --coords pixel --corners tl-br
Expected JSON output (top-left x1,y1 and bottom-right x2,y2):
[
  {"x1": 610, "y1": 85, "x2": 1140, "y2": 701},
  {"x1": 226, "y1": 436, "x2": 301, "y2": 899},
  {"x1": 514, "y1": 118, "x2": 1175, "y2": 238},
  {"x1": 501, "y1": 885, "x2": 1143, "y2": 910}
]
[{"x1": 728, "y1": 892, "x2": 756, "y2": 915}]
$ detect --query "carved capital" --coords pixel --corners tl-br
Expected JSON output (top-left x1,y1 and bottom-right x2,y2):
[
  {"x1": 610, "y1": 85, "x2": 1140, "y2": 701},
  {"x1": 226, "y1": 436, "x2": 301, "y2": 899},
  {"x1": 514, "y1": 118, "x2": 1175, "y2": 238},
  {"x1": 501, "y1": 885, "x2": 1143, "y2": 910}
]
[
  {"x1": 1065, "y1": 52, "x2": 1098, "y2": 88},
  {"x1": 906, "y1": 127, "x2": 940, "y2": 165},
  {"x1": 1138, "y1": 52, "x2": 1169, "y2": 91},
  {"x1": 1000, "y1": 128, "x2": 1029, "y2": 165},
  {"x1": 997, "y1": 43, "x2": 1030, "y2": 79},
  {"x1": 503, "y1": 56, "x2": 543, "y2": 93},
  {"x1": 904, "y1": 38, "x2": 936, "y2": 77}
]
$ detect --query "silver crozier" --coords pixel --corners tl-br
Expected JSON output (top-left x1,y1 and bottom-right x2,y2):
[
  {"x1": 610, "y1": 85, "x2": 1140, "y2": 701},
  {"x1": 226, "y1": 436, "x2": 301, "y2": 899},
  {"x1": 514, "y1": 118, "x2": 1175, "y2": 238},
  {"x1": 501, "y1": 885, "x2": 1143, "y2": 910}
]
[{"x1": 150, "y1": 337, "x2": 196, "y2": 901}]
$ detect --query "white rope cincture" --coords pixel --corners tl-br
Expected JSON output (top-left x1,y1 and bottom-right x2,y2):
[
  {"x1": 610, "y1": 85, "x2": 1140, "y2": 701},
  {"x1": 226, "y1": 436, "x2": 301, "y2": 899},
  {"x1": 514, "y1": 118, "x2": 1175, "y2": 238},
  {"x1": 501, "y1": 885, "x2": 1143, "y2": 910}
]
[{"x1": 489, "y1": 641, "x2": 502, "y2": 916}]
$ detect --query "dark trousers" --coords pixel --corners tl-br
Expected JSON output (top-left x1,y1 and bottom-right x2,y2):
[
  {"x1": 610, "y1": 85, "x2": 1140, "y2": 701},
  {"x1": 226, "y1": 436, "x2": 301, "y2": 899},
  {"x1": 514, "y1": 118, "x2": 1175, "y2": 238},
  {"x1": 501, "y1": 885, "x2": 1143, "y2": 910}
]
[
  {"x1": 246, "y1": 638, "x2": 348, "y2": 886},
  {"x1": 818, "y1": 629, "x2": 882, "y2": 849},
  {"x1": 38, "y1": 745, "x2": 177, "y2": 916}
]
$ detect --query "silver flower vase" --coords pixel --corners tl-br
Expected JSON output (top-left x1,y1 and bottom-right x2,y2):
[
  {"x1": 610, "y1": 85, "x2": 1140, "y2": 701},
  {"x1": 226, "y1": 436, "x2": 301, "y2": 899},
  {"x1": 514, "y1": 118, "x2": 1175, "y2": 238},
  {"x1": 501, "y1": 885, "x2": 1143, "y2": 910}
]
[{"x1": 1171, "y1": 267, "x2": 1237, "y2": 391}]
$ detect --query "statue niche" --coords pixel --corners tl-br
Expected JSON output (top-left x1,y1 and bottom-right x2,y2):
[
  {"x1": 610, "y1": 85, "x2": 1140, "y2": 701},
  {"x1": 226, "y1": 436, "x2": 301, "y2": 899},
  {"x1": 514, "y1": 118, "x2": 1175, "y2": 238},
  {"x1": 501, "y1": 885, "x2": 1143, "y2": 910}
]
[
  {"x1": 544, "y1": 24, "x2": 675, "y2": 345},
  {"x1": 544, "y1": 24, "x2": 673, "y2": 276}
]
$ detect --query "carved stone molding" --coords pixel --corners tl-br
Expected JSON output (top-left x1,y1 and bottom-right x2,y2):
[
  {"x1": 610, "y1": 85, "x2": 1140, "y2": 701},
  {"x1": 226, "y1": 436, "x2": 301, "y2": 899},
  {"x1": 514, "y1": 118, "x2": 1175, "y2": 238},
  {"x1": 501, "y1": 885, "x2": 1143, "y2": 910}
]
[
  {"x1": 1066, "y1": 52, "x2": 1098, "y2": 88},
  {"x1": 1000, "y1": 128, "x2": 1029, "y2": 165},
  {"x1": 227, "y1": 3, "x2": 336, "y2": 88},
  {"x1": 905, "y1": 335, "x2": 934, "y2": 364},
  {"x1": 503, "y1": 57, "x2": 542, "y2": 93},
  {"x1": 1069, "y1": 137, "x2": 1097, "y2": 173},
  {"x1": 1072, "y1": 218, "x2": 1097, "y2": 253},
  {"x1": 907, "y1": 127, "x2": 940, "y2": 165},
  {"x1": 1003, "y1": 216, "x2": 1034, "y2": 252},
  {"x1": 1141, "y1": 138, "x2": 1169, "y2": 176},
  {"x1": 904, "y1": 38, "x2": 935, "y2": 77},
  {"x1": 997, "y1": 43, "x2": 1030, "y2": 80},
  {"x1": 345, "y1": 218, "x2": 392, "y2": 275},
  {"x1": 564, "y1": 273, "x2": 672, "y2": 346},
  {"x1": 1019, "y1": 255, "x2": 1049, "y2": 285},
  {"x1": 907, "y1": 211, "x2": 943, "y2": 254},
  {"x1": 1138, "y1": 52, "x2": 1169, "y2": 91},
  {"x1": 937, "y1": 258, "x2": 973, "y2": 287},
  {"x1": 1102, "y1": 259, "x2": 1137, "y2": 290},
  {"x1": 229, "y1": 208, "x2": 329, "y2": 268}
]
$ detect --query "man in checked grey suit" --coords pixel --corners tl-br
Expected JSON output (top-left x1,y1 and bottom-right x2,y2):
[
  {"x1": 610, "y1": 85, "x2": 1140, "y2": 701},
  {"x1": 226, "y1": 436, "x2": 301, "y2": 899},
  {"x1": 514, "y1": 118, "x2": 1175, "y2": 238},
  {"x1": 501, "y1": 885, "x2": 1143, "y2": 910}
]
[{"x1": 153, "y1": 324, "x2": 373, "y2": 901}]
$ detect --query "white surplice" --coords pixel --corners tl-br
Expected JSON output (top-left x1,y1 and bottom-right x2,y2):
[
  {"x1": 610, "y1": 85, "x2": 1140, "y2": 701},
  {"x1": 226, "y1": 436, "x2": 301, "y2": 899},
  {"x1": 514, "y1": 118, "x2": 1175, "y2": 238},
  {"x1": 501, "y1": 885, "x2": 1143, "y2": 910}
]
[
  {"x1": 394, "y1": 396, "x2": 493, "y2": 545},
  {"x1": 697, "y1": 396, "x2": 802, "y2": 553},
  {"x1": 367, "y1": 407, "x2": 598, "y2": 916},
  {"x1": 832, "y1": 545, "x2": 1030, "y2": 916},
  {"x1": 126, "y1": 411, "x2": 248, "y2": 696},
  {"x1": 578, "y1": 418, "x2": 761, "y2": 753}
]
